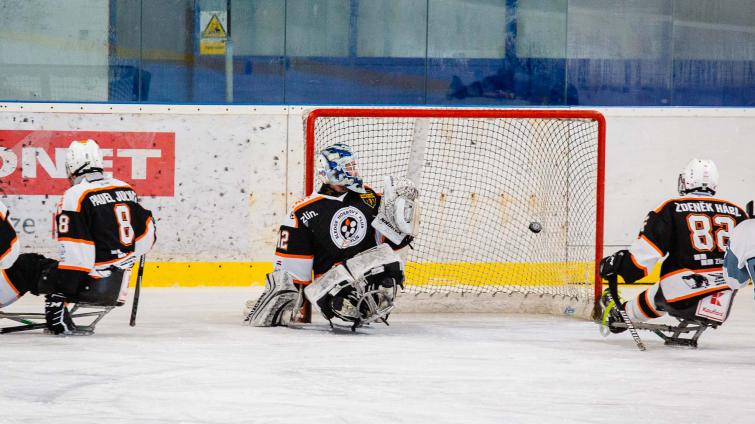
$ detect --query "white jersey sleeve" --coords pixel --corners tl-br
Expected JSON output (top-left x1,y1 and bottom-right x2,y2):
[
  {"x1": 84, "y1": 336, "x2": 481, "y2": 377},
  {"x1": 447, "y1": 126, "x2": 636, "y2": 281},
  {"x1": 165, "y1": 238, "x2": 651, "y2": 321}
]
[
  {"x1": 723, "y1": 219, "x2": 755, "y2": 289},
  {"x1": 0, "y1": 201, "x2": 20, "y2": 270}
]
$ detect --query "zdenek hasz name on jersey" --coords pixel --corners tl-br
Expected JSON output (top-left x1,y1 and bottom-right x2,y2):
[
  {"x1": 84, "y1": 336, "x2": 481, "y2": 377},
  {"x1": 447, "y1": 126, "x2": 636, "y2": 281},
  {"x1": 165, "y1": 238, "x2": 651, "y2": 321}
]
[{"x1": 245, "y1": 143, "x2": 419, "y2": 330}]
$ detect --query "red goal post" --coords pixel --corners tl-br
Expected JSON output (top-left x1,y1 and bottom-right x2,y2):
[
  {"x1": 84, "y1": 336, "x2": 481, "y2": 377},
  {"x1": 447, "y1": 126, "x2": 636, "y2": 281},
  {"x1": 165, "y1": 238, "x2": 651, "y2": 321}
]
[{"x1": 305, "y1": 108, "x2": 606, "y2": 317}]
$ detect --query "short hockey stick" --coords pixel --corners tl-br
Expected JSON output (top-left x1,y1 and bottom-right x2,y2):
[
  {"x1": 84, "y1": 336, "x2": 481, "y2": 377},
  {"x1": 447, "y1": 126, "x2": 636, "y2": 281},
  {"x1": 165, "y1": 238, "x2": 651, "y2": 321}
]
[
  {"x1": 129, "y1": 255, "x2": 145, "y2": 327},
  {"x1": 607, "y1": 276, "x2": 646, "y2": 351}
]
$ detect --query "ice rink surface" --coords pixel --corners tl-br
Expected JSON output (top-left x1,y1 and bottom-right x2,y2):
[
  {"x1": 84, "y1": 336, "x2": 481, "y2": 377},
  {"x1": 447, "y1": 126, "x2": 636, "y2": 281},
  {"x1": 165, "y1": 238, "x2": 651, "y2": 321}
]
[{"x1": 1, "y1": 286, "x2": 754, "y2": 424}]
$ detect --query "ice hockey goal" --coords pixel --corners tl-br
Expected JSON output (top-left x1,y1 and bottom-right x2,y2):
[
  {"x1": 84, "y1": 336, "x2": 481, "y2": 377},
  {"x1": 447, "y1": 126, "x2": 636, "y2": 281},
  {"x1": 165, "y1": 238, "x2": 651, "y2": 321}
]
[{"x1": 305, "y1": 108, "x2": 605, "y2": 318}]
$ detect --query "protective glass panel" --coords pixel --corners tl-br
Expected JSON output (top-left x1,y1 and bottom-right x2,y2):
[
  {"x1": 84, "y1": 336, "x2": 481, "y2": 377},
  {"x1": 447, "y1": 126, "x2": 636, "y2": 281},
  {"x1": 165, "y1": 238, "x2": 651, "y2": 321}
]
[
  {"x1": 429, "y1": 0, "x2": 569, "y2": 105},
  {"x1": 0, "y1": 0, "x2": 110, "y2": 102},
  {"x1": 0, "y1": 0, "x2": 752, "y2": 105},
  {"x1": 566, "y1": 0, "x2": 673, "y2": 106},
  {"x1": 672, "y1": 0, "x2": 755, "y2": 106},
  {"x1": 284, "y1": 0, "x2": 427, "y2": 104}
]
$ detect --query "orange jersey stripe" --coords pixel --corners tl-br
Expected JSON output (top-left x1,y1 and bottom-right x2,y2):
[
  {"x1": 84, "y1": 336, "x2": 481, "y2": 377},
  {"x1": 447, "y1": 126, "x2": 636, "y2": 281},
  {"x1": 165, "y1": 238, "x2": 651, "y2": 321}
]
[
  {"x1": 661, "y1": 267, "x2": 723, "y2": 280},
  {"x1": 666, "y1": 285, "x2": 729, "y2": 303},
  {"x1": 636, "y1": 294, "x2": 653, "y2": 319},
  {"x1": 1, "y1": 269, "x2": 20, "y2": 296},
  {"x1": 293, "y1": 279, "x2": 312, "y2": 285},
  {"x1": 135, "y1": 216, "x2": 154, "y2": 242},
  {"x1": 644, "y1": 290, "x2": 659, "y2": 315},
  {"x1": 629, "y1": 252, "x2": 648, "y2": 275},
  {"x1": 0, "y1": 235, "x2": 18, "y2": 262},
  {"x1": 58, "y1": 237, "x2": 95, "y2": 245},
  {"x1": 653, "y1": 197, "x2": 727, "y2": 213},
  {"x1": 275, "y1": 252, "x2": 315, "y2": 260},
  {"x1": 74, "y1": 185, "x2": 131, "y2": 212},
  {"x1": 292, "y1": 196, "x2": 325, "y2": 213},
  {"x1": 58, "y1": 264, "x2": 92, "y2": 272},
  {"x1": 639, "y1": 234, "x2": 664, "y2": 257},
  {"x1": 95, "y1": 253, "x2": 134, "y2": 266}
]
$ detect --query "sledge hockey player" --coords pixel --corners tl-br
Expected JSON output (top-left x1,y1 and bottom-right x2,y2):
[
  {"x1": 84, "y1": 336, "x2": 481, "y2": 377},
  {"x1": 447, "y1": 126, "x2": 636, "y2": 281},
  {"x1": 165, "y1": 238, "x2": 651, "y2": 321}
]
[
  {"x1": 598, "y1": 159, "x2": 747, "y2": 342},
  {"x1": 0, "y1": 200, "x2": 62, "y2": 312},
  {"x1": 245, "y1": 143, "x2": 419, "y2": 330},
  {"x1": 723, "y1": 217, "x2": 755, "y2": 298},
  {"x1": 1, "y1": 139, "x2": 156, "y2": 335}
]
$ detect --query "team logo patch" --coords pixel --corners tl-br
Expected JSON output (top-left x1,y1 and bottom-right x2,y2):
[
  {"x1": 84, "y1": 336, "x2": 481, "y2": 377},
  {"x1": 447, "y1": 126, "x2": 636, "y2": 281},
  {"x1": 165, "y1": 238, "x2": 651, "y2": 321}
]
[
  {"x1": 330, "y1": 206, "x2": 368, "y2": 249},
  {"x1": 360, "y1": 192, "x2": 377, "y2": 208}
]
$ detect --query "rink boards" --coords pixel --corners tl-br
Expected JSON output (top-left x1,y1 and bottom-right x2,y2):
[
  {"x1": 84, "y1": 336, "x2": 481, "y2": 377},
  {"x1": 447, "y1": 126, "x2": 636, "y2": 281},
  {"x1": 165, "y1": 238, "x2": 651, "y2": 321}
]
[
  {"x1": 129, "y1": 260, "x2": 658, "y2": 288},
  {"x1": 0, "y1": 104, "x2": 753, "y2": 288}
]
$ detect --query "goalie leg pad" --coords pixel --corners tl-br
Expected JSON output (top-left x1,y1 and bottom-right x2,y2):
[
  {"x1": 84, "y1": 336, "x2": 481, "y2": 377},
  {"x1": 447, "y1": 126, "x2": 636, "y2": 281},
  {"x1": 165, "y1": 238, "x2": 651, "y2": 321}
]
[
  {"x1": 347, "y1": 244, "x2": 403, "y2": 324},
  {"x1": 245, "y1": 271, "x2": 298, "y2": 327},
  {"x1": 305, "y1": 265, "x2": 358, "y2": 321}
]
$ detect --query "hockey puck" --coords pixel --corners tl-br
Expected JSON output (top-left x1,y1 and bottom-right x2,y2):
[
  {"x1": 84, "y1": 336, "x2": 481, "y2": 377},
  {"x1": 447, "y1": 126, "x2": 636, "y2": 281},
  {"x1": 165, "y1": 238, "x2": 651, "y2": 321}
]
[{"x1": 528, "y1": 222, "x2": 542, "y2": 233}]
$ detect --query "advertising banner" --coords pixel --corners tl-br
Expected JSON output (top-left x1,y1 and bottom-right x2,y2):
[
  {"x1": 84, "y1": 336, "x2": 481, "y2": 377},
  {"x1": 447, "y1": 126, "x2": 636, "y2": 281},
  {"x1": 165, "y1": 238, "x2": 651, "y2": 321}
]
[{"x1": 0, "y1": 130, "x2": 174, "y2": 196}]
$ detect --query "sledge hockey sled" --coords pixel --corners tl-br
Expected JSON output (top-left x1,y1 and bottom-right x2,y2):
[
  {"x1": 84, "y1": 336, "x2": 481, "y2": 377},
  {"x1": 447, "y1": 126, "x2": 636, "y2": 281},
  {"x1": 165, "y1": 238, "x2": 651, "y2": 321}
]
[
  {"x1": 608, "y1": 318, "x2": 715, "y2": 349},
  {"x1": 0, "y1": 304, "x2": 115, "y2": 335}
]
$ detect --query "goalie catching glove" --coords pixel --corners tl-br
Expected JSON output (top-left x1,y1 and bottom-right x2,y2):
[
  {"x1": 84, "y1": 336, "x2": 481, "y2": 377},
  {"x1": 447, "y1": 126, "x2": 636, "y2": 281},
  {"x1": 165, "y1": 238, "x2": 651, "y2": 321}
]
[{"x1": 371, "y1": 176, "x2": 420, "y2": 244}]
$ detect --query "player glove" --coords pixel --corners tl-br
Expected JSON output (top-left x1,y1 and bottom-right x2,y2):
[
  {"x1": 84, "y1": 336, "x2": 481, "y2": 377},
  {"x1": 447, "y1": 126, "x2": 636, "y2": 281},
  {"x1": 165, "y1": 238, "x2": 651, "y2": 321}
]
[
  {"x1": 44, "y1": 293, "x2": 76, "y2": 335},
  {"x1": 599, "y1": 250, "x2": 629, "y2": 279}
]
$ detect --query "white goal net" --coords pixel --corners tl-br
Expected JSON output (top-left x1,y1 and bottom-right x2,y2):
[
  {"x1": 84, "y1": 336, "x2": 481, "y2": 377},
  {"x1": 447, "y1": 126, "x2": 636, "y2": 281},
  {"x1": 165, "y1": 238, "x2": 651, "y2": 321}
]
[{"x1": 305, "y1": 108, "x2": 605, "y2": 318}]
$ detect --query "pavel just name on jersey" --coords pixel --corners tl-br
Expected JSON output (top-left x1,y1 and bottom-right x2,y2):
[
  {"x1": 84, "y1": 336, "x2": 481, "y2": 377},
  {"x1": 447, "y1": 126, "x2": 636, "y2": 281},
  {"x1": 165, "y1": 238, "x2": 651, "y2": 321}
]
[{"x1": 88, "y1": 189, "x2": 138, "y2": 207}]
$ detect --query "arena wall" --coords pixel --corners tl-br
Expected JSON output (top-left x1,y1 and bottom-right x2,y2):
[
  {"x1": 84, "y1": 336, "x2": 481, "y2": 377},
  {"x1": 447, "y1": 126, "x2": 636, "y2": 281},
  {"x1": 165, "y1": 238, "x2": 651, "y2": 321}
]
[{"x1": 0, "y1": 104, "x2": 752, "y2": 286}]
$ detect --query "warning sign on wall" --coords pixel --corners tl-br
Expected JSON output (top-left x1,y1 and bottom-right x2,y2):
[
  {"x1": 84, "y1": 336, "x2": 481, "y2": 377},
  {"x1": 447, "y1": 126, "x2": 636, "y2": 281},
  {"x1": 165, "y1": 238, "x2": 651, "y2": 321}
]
[{"x1": 199, "y1": 11, "x2": 227, "y2": 55}]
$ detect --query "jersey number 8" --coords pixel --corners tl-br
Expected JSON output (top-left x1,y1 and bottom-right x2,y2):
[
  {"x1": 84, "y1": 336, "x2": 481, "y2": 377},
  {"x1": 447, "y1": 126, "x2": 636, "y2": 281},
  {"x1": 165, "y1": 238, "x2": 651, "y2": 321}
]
[{"x1": 114, "y1": 204, "x2": 134, "y2": 246}]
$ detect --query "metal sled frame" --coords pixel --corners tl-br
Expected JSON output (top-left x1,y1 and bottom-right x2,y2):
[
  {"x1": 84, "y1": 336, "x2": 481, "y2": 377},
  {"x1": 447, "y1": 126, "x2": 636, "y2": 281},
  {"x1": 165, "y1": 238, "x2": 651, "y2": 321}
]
[
  {"x1": 0, "y1": 304, "x2": 115, "y2": 335},
  {"x1": 611, "y1": 319, "x2": 715, "y2": 348}
]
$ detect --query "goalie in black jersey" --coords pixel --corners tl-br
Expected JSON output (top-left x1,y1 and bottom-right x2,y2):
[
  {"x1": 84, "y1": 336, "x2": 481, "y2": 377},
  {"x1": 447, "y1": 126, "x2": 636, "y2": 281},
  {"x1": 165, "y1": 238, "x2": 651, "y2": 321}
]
[
  {"x1": 599, "y1": 159, "x2": 747, "y2": 332},
  {"x1": 245, "y1": 143, "x2": 419, "y2": 329},
  {"x1": 1, "y1": 139, "x2": 156, "y2": 335}
]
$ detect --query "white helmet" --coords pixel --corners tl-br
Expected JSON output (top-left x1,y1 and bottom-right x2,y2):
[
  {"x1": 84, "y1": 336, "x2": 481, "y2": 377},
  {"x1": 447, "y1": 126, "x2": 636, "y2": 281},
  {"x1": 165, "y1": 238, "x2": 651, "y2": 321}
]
[
  {"x1": 65, "y1": 139, "x2": 104, "y2": 179},
  {"x1": 678, "y1": 158, "x2": 718, "y2": 196},
  {"x1": 316, "y1": 143, "x2": 365, "y2": 193}
]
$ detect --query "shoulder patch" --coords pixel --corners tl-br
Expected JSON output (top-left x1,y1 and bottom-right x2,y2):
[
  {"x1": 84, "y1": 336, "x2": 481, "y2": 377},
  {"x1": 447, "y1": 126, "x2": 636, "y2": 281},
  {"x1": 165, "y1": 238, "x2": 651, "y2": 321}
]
[{"x1": 359, "y1": 192, "x2": 377, "y2": 208}]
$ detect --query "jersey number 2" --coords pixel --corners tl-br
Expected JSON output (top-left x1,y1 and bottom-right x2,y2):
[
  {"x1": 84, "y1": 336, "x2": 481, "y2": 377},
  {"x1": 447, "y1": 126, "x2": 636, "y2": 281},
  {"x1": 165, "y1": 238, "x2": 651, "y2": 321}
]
[
  {"x1": 687, "y1": 214, "x2": 735, "y2": 252},
  {"x1": 115, "y1": 204, "x2": 134, "y2": 246}
]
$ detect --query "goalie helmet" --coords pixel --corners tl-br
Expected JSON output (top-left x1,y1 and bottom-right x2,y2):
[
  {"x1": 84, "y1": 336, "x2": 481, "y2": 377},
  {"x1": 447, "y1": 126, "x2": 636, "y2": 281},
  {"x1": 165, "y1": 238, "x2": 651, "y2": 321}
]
[
  {"x1": 316, "y1": 143, "x2": 366, "y2": 194},
  {"x1": 678, "y1": 158, "x2": 718, "y2": 196},
  {"x1": 65, "y1": 139, "x2": 104, "y2": 180}
]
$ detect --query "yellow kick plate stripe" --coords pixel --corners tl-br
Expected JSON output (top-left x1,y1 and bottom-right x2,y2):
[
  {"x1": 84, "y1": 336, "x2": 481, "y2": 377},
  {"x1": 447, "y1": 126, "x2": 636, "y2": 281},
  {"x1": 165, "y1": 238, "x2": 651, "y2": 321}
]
[{"x1": 129, "y1": 261, "x2": 663, "y2": 287}]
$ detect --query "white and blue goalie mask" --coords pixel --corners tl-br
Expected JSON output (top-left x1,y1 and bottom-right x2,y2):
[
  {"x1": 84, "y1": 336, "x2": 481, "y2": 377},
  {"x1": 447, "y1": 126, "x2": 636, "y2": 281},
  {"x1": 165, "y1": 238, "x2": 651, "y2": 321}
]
[{"x1": 317, "y1": 143, "x2": 366, "y2": 193}]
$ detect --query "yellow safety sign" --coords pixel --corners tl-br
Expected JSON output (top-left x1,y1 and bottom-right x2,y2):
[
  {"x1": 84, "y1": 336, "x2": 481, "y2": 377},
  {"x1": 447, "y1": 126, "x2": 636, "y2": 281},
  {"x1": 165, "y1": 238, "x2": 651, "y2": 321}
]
[{"x1": 202, "y1": 14, "x2": 227, "y2": 39}]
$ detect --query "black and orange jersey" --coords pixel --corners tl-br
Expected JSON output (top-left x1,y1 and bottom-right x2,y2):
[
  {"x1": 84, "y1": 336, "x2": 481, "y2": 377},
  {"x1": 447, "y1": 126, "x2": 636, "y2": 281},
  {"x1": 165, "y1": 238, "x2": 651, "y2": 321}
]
[
  {"x1": 55, "y1": 175, "x2": 156, "y2": 276},
  {"x1": 0, "y1": 201, "x2": 19, "y2": 270},
  {"x1": 1, "y1": 201, "x2": 21, "y2": 307},
  {"x1": 621, "y1": 195, "x2": 747, "y2": 282},
  {"x1": 274, "y1": 185, "x2": 408, "y2": 284}
]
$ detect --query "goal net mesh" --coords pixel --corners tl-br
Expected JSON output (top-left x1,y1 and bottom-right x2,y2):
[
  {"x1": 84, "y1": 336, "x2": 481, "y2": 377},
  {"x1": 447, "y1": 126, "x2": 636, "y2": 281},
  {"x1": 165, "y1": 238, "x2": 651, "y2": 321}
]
[{"x1": 306, "y1": 109, "x2": 604, "y2": 317}]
